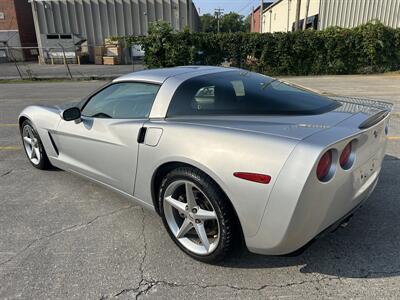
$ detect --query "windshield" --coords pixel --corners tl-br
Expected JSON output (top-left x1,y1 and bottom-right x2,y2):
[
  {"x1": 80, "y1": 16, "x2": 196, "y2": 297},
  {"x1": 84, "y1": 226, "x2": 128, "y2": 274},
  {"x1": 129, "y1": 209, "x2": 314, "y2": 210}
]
[{"x1": 167, "y1": 71, "x2": 340, "y2": 116}]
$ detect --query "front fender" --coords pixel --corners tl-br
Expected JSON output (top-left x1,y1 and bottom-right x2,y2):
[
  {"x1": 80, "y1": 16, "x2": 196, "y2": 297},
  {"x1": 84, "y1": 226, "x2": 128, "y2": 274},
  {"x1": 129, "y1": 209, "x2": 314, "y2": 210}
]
[{"x1": 19, "y1": 105, "x2": 62, "y2": 158}]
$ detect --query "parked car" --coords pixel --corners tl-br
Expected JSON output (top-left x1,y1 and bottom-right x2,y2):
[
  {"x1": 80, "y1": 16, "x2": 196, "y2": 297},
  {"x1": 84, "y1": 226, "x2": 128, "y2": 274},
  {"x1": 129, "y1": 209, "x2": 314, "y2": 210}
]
[{"x1": 19, "y1": 66, "x2": 393, "y2": 262}]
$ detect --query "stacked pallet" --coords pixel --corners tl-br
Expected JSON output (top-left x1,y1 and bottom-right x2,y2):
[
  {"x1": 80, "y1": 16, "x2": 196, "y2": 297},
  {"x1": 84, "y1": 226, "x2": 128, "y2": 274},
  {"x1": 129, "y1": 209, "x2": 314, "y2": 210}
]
[
  {"x1": 103, "y1": 38, "x2": 121, "y2": 65},
  {"x1": 94, "y1": 46, "x2": 105, "y2": 64}
]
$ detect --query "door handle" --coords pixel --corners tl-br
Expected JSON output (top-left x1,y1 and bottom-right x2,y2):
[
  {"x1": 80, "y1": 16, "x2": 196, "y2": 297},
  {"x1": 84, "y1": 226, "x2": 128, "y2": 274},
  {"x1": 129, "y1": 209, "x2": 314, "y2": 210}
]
[{"x1": 137, "y1": 127, "x2": 147, "y2": 143}]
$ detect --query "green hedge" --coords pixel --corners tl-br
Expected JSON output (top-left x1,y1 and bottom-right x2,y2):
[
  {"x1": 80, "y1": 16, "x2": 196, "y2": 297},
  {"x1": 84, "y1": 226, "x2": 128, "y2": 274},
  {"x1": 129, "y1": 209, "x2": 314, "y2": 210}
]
[{"x1": 119, "y1": 21, "x2": 400, "y2": 76}]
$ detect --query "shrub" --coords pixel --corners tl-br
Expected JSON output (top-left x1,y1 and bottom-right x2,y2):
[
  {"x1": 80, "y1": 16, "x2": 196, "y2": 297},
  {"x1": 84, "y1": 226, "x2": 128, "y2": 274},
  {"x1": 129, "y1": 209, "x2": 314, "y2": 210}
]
[{"x1": 120, "y1": 21, "x2": 400, "y2": 76}]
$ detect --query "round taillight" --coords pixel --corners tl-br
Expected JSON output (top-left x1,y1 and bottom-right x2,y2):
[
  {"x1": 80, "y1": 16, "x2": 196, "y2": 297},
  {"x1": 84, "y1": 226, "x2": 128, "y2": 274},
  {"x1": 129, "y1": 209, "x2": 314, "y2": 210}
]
[
  {"x1": 317, "y1": 150, "x2": 333, "y2": 181},
  {"x1": 340, "y1": 142, "x2": 352, "y2": 169}
]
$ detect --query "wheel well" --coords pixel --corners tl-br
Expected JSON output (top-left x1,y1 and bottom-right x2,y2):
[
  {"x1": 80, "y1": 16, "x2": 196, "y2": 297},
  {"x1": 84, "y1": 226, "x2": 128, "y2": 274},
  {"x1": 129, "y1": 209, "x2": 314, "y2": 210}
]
[
  {"x1": 18, "y1": 116, "x2": 28, "y2": 132},
  {"x1": 151, "y1": 161, "x2": 245, "y2": 244},
  {"x1": 151, "y1": 161, "x2": 191, "y2": 215}
]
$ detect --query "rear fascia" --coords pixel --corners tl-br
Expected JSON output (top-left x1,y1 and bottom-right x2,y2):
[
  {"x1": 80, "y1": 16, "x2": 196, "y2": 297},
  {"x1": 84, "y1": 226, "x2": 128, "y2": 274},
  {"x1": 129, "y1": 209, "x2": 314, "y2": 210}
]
[{"x1": 246, "y1": 113, "x2": 390, "y2": 255}]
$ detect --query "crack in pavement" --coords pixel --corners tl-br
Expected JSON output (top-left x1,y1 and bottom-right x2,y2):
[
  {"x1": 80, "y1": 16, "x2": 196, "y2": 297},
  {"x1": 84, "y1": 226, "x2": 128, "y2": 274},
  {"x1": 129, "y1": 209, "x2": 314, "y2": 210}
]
[
  {"x1": 0, "y1": 205, "x2": 136, "y2": 268},
  {"x1": 110, "y1": 275, "x2": 342, "y2": 299},
  {"x1": 0, "y1": 170, "x2": 12, "y2": 177},
  {"x1": 113, "y1": 207, "x2": 148, "y2": 299}
]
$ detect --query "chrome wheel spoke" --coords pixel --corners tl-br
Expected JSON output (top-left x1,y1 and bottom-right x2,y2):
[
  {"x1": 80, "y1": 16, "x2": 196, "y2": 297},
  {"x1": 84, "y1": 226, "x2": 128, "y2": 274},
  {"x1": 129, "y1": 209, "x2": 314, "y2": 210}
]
[
  {"x1": 164, "y1": 196, "x2": 187, "y2": 214},
  {"x1": 34, "y1": 147, "x2": 41, "y2": 160},
  {"x1": 163, "y1": 179, "x2": 220, "y2": 255},
  {"x1": 185, "y1": 182, "x2": 197, "y2": 209},
  {"x1": 30, "y1": 148, "x2": 35, "y2": 159},
  {"x1": 176, "y1": 218, "x2": 193, "y2": 238},
  {"x1": 196, "y1": 208, "x2": 217, "y2": 221},
  {"x1": 23, "y1": 136, "x2": 32, "y2": 145},
  {"x1": 194, "y1": 222, "x2": 210, "y2": 252}
]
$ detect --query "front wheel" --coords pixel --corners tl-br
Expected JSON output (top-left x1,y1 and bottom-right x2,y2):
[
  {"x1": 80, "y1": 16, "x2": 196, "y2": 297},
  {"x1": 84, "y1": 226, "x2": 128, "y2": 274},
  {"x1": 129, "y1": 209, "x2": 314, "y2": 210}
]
[
  {"x1": 21, "y1": 120, "x2": 51, "y2": 170},
  {"x1": 159, "y1": 167, "x2": 235, "y2": 263}
]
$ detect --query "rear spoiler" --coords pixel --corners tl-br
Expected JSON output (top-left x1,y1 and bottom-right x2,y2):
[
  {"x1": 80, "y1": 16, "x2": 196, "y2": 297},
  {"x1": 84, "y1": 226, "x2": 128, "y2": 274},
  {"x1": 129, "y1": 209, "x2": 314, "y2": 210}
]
[
  {"x1": 359, "y1": 110, "x2": 390, "y2": 129},
  {"x1": 328, "y1": 96, "x2": 393, "y2": 130}
]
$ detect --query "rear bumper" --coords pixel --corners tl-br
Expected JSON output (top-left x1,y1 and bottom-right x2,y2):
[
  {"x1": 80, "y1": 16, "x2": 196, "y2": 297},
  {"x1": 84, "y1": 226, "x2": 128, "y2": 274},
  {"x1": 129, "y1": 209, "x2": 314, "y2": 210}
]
[{"x1": 246, "y1": 172, "x2": 379, "y2": 255}]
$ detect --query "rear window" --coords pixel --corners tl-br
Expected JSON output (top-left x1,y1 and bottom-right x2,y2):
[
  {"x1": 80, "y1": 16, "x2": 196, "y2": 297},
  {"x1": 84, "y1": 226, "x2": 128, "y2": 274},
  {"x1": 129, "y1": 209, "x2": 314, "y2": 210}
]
[{"x1": 167, "y1": 71, "x2": 339, "y2": 116}]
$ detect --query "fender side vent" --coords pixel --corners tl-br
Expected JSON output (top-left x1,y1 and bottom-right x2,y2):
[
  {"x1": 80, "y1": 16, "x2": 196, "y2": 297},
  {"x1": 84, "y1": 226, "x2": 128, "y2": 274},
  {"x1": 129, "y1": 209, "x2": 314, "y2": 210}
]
[{"x1": 48, "y1": 132, "x2": 59, "y2": 155}]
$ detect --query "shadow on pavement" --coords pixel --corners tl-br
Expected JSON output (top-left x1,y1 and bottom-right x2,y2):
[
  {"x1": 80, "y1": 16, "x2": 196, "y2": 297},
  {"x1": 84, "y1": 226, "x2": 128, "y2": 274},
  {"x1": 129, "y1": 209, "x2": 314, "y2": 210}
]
[{"x1": 221, "y1": 155, "x2": 400, "y2": 279}]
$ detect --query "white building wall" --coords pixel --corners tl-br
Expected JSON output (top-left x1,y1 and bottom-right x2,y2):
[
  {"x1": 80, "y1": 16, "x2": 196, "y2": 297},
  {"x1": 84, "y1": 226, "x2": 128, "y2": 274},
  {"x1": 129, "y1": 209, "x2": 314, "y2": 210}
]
[
  {"x1": 320, "y1": 0, "x2": 400, "y2": 29},
  {"x1": 262, "y1": 0, "x2": 320, "y2": 33},
  {"x1": 262, "y1": 0, "x2": 400, "y2": 33}
]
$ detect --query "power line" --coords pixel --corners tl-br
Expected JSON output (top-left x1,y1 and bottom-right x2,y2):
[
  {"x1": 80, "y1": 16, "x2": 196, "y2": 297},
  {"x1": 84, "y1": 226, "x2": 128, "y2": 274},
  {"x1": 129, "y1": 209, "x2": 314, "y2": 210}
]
[{"x1": 237, "y1": 0, "x2": 259, "y2": 14}]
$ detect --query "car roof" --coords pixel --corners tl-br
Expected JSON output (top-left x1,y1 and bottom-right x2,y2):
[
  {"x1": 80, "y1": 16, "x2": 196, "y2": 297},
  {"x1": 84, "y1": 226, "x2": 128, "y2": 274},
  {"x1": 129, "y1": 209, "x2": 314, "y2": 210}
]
[{"x1": 113, "y1": 66, "x2": 231, "y2": 84}]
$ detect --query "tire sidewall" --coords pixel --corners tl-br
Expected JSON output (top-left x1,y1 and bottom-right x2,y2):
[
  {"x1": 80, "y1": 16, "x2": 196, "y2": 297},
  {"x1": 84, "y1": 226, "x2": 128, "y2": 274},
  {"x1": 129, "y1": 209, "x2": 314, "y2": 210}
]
[
  {"x1": 21, "y1": 120, "x2": 49, "y2": 170},
  {"x1": 159, "y1": 168, "x2": 232, "y2": 263}
]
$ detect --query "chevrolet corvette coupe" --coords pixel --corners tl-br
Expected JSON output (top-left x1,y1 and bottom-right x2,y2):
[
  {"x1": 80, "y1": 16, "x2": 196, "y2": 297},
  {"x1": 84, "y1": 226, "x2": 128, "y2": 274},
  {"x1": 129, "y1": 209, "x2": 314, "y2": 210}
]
[{"x1": 19, "y1": 66, "x2": 393, "y2": 262}]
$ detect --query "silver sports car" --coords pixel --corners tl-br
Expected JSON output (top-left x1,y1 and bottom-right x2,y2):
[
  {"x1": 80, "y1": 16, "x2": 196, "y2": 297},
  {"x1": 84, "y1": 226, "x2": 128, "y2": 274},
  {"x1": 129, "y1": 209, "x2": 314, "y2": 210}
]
[{"x1": 19, "y1": 66, "x2": 393, "y2": 263}]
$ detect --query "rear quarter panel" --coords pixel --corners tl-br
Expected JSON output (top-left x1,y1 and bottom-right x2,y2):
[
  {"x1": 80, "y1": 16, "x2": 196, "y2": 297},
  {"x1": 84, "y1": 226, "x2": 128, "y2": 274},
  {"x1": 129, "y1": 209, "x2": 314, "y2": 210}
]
[
  {"x1": 247, "y1": 113, "x2": 390, "y2": 254},
  {"x1": 134, "y1": 120, "x2": 299, "y2": 237}
]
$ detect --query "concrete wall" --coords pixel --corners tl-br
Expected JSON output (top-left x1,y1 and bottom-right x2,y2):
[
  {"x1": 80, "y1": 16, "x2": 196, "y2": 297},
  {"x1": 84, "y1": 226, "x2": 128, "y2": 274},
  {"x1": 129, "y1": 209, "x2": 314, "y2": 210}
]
[
  {"x1": 33, "y1": 0, "x2": 199, "y2": 54},
  {"x1": 262, "y1": 0, "x2": 320, "y2": 33},
  {"x1": 320, "y1": 0, "x2": 400, "y2": 29}
]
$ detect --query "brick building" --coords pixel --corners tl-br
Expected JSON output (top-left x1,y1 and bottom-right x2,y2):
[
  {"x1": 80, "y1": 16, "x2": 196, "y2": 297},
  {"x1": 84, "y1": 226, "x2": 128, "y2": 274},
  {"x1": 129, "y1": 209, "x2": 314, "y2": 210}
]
[
  {"x1": 250, "y1": 2, "x2": 273, "y2": 33},
  {"x1": 0, "y1": 0, "x2": 37, "y2": 62}
]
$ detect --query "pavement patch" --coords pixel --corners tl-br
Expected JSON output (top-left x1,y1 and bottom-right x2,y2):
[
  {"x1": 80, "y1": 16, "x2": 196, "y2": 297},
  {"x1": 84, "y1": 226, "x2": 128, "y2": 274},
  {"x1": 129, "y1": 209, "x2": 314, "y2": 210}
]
[
  {"x1": 0, "y1": 124, "x2": 18, "y2": 127},
  {"x1": 0, "y1": 146, "x2": 21, "y2": 150}
]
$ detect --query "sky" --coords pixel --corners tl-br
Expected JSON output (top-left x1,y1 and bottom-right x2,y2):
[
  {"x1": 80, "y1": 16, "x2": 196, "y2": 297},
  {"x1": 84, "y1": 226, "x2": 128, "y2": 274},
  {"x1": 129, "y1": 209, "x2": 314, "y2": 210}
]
[{"x1": 193, "y1": 0, "x2": 268, "y2": 16}]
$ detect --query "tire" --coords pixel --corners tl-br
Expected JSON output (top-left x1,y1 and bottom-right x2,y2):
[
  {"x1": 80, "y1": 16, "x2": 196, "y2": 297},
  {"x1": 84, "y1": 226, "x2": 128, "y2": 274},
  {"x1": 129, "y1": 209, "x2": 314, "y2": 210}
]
[
  {"x1": 21, "y1": 119, "x2": 51, "y2": 170},
  {"x1": 159, "y1": 167, "x2": 235, "y2": 263}
]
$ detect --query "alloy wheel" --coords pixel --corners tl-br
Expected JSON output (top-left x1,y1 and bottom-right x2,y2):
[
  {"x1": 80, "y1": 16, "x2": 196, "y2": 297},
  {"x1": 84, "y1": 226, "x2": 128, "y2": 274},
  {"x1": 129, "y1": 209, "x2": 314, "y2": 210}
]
[
  {"x1": 163, "y1": 180, "x2": 220, "y2": 255},
  {"x1": 22, "y1": 125, "x2": 41, "y2": 165}
]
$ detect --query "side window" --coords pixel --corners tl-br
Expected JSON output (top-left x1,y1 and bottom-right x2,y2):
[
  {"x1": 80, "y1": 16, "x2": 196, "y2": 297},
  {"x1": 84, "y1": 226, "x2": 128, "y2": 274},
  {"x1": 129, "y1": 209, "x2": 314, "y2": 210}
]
[
  {"x1": 193, "y1": 86, "x2": 215, "y2": 110},
  {"x1": 81, "y1": 82, "x2": 160, "y2": 119}
]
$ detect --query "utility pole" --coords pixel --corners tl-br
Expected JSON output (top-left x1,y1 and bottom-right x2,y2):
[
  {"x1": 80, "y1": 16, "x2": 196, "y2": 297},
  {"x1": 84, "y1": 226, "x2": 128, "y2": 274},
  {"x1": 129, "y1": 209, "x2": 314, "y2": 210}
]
[
  {"x1": 251, "y1": 6, "x2": 254, "y2": 32},
  {"x1": 294, "y1": 0, "x2": 302, "y2": 31},
  {"x1": 214, "y1": 8, "x2": 224, "y2": 33},
  {"x1": 303, "y1": 0, "x2": 310, "y2": 30},
  {"x1": 287, "y1": 0, "x2": 291, "y2": 32},
  {"x1": 259, "y1": 0, "x2": 263, "y2": 33}
]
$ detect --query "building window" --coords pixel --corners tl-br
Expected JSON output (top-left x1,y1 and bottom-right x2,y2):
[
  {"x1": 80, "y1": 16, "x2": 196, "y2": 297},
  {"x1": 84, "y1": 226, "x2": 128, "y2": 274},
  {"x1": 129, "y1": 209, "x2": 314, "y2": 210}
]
[
  {"x1": 60, "y1": 34, "x2": 72, "y2": 39},
  {"x1": 292, "y1": 14, "x2": 319, "y2": 31},
  {"x1": 0, "y1": 12, "x2": 4, "y2": 20}
]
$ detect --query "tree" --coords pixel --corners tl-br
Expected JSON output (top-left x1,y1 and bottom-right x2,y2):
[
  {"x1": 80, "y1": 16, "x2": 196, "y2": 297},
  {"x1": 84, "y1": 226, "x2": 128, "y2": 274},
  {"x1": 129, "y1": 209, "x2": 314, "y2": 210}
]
[
  {"x1": 200, "y1": 13, "x2": 217, "y2": 33},
  {"x1": 220, "y1": 12, "x2": 246, "y2": 33},
  {"x1": 243, "y1": 15, "x2": 251, "y2": 32},
  {"x1": 199, "y1": 12, "x2": 246, "y2": 33}
]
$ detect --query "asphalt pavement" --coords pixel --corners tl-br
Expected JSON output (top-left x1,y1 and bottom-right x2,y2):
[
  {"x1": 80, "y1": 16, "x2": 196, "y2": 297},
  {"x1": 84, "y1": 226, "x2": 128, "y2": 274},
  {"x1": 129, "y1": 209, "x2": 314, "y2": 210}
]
[{"x1": 1, "y1": 75, "x2": 400, "y2": 299}]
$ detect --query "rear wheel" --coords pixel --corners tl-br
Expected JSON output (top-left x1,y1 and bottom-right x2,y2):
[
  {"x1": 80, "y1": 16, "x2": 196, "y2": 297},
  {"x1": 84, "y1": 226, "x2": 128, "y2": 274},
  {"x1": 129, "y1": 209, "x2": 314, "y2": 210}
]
[
  {"x1": 21, "y1": 120, "x2": 51, "y2": 170},
  {"x1": 159, "y1": 167, "x2": 235, "y2": 263}
]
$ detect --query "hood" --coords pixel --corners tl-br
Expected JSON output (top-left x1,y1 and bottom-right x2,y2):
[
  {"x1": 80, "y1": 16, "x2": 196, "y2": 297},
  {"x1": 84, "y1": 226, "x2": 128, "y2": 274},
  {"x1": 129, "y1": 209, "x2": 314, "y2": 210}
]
[{"x1": 54, "y1": 100, "x2": 81, "y2": 111}]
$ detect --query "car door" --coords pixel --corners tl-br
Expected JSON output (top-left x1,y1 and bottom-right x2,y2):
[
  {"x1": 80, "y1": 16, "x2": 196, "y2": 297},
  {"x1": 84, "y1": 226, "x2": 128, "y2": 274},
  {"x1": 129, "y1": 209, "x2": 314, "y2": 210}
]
[{"x1": 53, "y1": 81, "x2": 160, "y2": 194}]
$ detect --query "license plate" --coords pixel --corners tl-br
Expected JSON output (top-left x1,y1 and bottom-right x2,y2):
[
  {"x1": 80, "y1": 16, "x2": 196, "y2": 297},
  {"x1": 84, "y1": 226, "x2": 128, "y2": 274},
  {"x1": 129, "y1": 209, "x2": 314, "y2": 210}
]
[{"x1": 354, "y1": 157, "x2": 377, "y2": 188}]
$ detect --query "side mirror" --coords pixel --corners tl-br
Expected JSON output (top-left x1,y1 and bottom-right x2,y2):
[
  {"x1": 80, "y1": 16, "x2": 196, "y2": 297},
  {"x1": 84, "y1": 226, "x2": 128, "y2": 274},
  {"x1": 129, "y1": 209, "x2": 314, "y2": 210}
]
[{"x1": 62, "y1": 107, "x2": 81, "y2": 121}]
